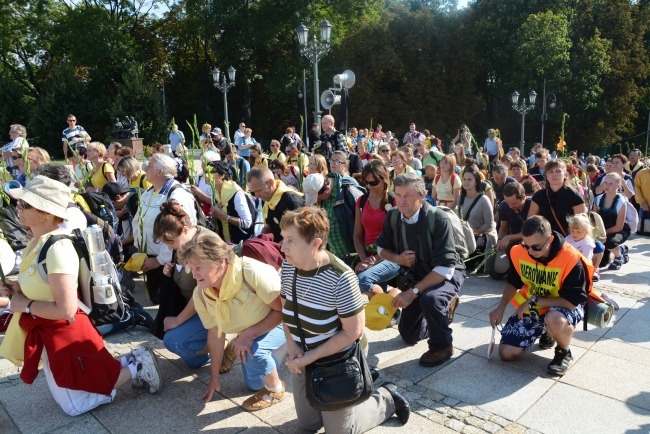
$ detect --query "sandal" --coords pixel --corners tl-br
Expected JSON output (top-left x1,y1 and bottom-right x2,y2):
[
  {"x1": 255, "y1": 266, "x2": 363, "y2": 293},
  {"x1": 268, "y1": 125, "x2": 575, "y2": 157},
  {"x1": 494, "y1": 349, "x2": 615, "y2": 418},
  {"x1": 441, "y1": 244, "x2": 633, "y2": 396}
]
[
  {"x1": 220, "y1": 339, "x2": 237, "y2": 374},
  {"x1": 592, "y1": 270, "x2": 600, "y2": 282},
  {"x1": 622, "y1": 245, "x2": 629, "y2": 264},
  {"x1": 608, "y1": 258, "x2": 623, "y2": 270},
  {"x1": 242, "y1": 381, "x2": 285, "y2": 411}
]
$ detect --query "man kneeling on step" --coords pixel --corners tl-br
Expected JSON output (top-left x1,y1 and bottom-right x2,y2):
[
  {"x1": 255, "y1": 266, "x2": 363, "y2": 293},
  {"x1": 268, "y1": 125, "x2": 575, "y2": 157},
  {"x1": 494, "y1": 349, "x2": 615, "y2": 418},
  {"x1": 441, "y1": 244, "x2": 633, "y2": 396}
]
[{"x1": 489, "y1": 216, "x2": 588, "y2": 376}]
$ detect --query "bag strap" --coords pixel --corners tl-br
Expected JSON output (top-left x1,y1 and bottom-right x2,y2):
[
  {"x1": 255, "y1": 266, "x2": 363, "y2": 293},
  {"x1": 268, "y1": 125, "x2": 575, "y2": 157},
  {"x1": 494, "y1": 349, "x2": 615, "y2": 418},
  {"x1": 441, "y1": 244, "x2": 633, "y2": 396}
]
[
  {"x1": 546, "y1": 189, "x2": 567, "y2": 237},
  {"x1": 461, "y1": 193, "x2": 483, "y2": 221},
  {"x1": 291, "y1": 270, "x2": 309, "y2": 351},
  {"x1": 359, "y1": 192, "x2": 369, "y2": 214}
]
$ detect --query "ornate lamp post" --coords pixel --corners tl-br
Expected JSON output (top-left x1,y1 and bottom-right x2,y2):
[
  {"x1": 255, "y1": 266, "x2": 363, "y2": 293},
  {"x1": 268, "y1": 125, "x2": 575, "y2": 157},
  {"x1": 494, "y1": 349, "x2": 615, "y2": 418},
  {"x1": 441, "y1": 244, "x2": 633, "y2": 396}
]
[
  {"x1": 211, "y1": 66, "x2": 236, "y2": 143},
  {"x1": 296, "y1": 20, "x2": 332, "y2": 134},
  {"x1": 540, "y1": 79, "x2": 557, "y2": 147},
  {"x1": 511, "y1": 89, "x2": 537, "y2": 155}
]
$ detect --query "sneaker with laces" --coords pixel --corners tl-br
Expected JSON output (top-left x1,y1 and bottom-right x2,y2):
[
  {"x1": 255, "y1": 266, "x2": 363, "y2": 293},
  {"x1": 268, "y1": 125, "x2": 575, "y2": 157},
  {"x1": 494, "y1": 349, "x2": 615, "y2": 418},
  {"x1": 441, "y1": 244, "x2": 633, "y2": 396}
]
[
  {"x1": 547, "y1": 346, "x2": 573, "y2": 376},
  {"x1": 133, "y1": 346, "x2": 162, "y2": 393},
  {"x1": 538, "y1": 332, "x2": 555, "y2": 349}
]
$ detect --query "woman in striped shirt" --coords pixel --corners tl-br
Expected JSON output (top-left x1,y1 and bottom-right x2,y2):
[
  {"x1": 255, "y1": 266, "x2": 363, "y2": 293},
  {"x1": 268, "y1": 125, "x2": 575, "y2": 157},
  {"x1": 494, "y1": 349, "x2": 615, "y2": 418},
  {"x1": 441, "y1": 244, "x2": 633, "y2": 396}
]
[{"x1": 279, "y1": 206, "x2": 410, "y2": 432}]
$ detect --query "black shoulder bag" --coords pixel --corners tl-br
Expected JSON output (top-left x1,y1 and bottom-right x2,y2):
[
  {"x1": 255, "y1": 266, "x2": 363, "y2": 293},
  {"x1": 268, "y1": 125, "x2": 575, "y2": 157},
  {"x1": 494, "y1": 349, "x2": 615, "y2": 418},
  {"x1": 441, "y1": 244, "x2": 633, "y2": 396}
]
[{"x1": 291, "y1": 271, "x2": 373, "y2": 411}]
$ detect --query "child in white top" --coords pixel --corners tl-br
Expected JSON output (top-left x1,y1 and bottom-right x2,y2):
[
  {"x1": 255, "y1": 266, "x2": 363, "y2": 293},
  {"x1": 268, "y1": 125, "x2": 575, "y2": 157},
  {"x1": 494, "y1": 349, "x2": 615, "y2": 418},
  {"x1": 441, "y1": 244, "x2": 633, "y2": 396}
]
[{"x1": 565, "y1": 213, "x2": 598, "y2": 280}]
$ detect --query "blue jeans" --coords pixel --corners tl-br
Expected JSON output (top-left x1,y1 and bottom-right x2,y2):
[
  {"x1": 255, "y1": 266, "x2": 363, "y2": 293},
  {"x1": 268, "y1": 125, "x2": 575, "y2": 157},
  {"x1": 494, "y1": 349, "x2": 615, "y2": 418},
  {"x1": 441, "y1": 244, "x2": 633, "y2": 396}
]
[
  {"x1": 95, "y1": 310, "x2": 135, "y2": 336},
  {"x1": 163, "y1": 314, "x2": 210, "y2": 367},
  {"x1": 241, "y1": 325, "x2": 286, "y2": 391},
  {"x1": 357, "y1": 260, "x2": 401, "y2": 293}
]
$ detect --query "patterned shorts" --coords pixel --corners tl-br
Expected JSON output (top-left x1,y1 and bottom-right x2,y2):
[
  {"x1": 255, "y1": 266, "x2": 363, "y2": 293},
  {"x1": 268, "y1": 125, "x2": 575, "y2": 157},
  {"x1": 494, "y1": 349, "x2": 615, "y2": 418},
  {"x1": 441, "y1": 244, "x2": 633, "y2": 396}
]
[{"x1": 500, "y1": 304, "x2": 584, "y2": 351}]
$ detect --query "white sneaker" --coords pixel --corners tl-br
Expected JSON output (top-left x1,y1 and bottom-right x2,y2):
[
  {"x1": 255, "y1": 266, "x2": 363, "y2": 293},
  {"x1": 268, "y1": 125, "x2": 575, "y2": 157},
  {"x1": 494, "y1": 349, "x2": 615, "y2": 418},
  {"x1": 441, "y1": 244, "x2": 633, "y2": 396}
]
[{"x1": 133, "y1": 346, "x2": 162, "y2": 394}]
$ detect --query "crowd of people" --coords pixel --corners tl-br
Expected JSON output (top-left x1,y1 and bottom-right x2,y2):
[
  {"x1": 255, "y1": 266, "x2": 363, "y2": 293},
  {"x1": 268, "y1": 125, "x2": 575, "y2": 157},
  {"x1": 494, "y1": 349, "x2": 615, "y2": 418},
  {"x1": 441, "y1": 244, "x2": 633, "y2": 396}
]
[{"x1": 0, "y1": 114, "x2": 648, "y2": 431}]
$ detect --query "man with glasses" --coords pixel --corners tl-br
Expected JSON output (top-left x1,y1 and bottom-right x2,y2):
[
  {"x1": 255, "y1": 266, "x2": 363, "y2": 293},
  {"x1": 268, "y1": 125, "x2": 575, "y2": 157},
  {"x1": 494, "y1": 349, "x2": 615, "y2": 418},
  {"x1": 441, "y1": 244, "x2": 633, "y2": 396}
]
[
  {"x1": 62, "y1": 114, "x2": 91, "y2": 163},
  {"x1": 489, "y1": 216, "x2": 589, "y2": 376},
  {"x1": 246, "y1": 166, "x2": 304, "y2": 242},
  {"x1": 233, "y1": 122, "x2": 246, "y2": 145},
  {"x1": 321, "y1": 151, "x2": 365, "y2": 262}
]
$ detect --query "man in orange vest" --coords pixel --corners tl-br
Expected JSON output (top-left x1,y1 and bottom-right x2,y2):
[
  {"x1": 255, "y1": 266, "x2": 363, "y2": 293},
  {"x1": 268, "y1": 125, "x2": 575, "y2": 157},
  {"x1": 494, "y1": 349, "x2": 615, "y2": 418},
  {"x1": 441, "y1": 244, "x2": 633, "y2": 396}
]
[{"x1": 488, "y1": 216, "x2": 589, "y2": 376}]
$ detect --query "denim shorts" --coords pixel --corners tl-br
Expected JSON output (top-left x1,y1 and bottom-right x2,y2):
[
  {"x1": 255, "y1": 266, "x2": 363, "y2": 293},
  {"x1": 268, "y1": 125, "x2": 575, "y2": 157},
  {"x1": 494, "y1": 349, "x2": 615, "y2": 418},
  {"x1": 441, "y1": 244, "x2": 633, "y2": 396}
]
[{"x1": 500, "y1": 304, "x2": 584, "y2": 351}]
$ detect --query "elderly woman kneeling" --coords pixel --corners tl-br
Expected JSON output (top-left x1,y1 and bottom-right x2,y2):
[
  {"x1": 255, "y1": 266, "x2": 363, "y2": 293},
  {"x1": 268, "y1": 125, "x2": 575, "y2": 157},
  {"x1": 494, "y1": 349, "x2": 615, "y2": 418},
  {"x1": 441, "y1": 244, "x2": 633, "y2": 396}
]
[
  {"x1": 279, "y1": 206, "x2": 410, "y2": 432},
  {"x1": 177, "y1": 230, "x2": 286, "y2": 409}
]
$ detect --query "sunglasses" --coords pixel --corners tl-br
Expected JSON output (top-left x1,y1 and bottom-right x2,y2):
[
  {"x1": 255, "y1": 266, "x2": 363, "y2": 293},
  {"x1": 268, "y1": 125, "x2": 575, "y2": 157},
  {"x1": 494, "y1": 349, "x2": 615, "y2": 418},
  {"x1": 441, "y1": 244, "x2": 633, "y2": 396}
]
[
  {"x1": 18, "y1": 200, "x2": 33, "y2": 210},
  {"x1": 364, "y1": 179, "x2": 381, "y2": 187},
  {"x1": 12, "y1": 155, "x2": 23, "y2": 160},
  {"x1": 380, "y1": 149, "x2": 390, "y2": 154},
  {"x1": 67, "y1": 119, "x2": 77, "y2": 123},
  {"x1": 521, "y1": 239, "x2": 550, "y2": 252}
]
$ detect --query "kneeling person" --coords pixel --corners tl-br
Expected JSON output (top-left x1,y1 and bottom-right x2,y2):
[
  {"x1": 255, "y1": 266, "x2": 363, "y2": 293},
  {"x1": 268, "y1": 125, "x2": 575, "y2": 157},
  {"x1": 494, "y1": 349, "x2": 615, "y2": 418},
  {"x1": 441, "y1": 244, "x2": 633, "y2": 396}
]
[{"x1": 489, "y1": 216, "x2": 588, "y2": 376}]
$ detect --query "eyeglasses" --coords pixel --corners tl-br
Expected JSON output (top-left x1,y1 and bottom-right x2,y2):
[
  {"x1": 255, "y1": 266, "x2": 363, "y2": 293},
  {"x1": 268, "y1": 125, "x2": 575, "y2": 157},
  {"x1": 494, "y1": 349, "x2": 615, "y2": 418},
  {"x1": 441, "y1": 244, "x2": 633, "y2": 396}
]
[
  {"x1": 364, "y1": 179, "x2": 381, "y2": 187},
  {"x1": 18, "y1": 200, "x2": 33, "y2": 210},
  {"x1": 330, "y1": 160, "x2": 346, "y2": 165},
  {"x1": 521, "y1": 239, "x2": 550, "y2": 252},
  {"x1": 270, "y1": 144, "x2": 279, "y2": 148}
]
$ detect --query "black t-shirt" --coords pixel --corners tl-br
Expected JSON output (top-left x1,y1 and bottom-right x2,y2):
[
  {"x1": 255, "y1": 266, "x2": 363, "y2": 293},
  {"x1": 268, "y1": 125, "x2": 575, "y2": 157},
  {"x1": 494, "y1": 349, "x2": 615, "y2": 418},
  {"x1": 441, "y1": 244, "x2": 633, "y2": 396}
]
[
  {"x1": 531, "y1": 187, "x2": 584, "y2": 235},
  {"x1": 498, "y1": 197, "x2": 532, "y2": 235},
  {"x1": 266, "y1": 191, "x2": 305, "y2": 242}
]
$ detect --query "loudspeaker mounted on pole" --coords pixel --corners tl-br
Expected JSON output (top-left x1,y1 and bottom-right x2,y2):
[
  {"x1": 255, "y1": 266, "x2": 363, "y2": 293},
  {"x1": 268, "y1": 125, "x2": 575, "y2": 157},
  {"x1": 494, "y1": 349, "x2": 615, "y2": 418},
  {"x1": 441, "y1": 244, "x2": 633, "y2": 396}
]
[
  {"x1": 333, "y1": 70, "x2": 356, "y2": 89},
  {"x1": 320, "y1": 89, "x2": 341, "y2": 110}
]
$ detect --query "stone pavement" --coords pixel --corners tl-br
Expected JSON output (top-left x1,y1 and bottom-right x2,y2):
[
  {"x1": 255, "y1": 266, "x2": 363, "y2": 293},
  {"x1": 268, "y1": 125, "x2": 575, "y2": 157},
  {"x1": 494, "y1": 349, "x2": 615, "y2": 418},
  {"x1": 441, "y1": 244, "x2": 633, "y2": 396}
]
[{"x1": 1, "y1": 236, "x2": 649, "y2": 433}]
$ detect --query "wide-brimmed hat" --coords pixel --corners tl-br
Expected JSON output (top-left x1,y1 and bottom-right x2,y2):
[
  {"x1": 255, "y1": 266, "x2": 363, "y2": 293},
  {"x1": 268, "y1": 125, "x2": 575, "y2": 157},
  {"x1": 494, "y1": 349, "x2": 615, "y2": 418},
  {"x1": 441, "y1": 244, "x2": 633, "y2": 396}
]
[
  {"x1": 9, "y1": 175, "x2": 70, "y2": 219},
  {"x1": 365, "y1": 293, "x2": 398, "y2": 331}
]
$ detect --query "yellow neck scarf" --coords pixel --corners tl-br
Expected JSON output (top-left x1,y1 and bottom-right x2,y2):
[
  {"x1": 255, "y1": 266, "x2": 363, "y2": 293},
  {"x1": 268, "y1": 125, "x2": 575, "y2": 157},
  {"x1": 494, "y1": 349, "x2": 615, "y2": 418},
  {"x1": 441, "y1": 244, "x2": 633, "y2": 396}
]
[
  {"x1": 263, "y1": 179, "x2": 303, "y2": 219},
  {"x1": 204, "y1": 256, "x2": 243, "y2": 337},
  {"x1": 215, "y1": 180, "x2": 242, "y2": 242}
]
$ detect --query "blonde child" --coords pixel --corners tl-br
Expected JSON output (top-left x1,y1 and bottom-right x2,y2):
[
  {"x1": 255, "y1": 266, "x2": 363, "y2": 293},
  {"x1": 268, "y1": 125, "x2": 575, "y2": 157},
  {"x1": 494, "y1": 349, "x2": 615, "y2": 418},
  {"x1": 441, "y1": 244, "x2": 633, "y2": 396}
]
[{"x1": 566, "y1": 214, "x2": 600, "y2": 281}]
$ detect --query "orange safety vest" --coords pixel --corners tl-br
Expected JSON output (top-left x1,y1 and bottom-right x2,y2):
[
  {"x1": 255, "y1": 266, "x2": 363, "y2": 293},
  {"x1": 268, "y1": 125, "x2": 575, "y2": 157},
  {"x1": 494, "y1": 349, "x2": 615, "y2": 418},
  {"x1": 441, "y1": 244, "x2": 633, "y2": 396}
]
[{"x1": 509, "y1": 242, "x2": 598, "y2": 314}]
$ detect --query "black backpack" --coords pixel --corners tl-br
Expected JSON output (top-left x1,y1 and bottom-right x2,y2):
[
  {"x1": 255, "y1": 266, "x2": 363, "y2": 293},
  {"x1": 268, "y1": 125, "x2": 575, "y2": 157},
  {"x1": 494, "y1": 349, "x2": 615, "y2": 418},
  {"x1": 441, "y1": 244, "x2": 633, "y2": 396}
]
[
  {"x1": 80, "y1": 191, "x2": 118, "y2": 231},
  {"x1": 167, "y1": 183, "x2": 208, "y2": 228},
  {"x1": 37, "y1": 229, "x2": 127, "y2": 326},
  {"x1": 0, "y1": 204, "x2": 28, "y2": 251}
]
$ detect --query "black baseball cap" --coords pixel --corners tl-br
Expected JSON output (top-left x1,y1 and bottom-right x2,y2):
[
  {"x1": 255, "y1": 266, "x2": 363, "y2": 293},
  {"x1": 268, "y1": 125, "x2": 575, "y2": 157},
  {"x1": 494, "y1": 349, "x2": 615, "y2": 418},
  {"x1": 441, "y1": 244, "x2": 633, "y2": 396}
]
[{"x1": 102, "y1": 182, "x2": 129, "y2": 199}]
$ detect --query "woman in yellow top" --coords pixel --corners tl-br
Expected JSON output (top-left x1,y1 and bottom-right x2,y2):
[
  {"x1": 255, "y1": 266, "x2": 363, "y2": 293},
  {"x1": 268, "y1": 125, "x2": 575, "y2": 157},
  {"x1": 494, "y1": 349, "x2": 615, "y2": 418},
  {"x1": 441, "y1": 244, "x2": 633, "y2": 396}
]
[
  {"x1": 117, "y1": 156, "x2": 152, "y2": 190},
  {"x1": 389, "y1": 150, "x2": 415, "y2": 191},
  {"x1": 431, "y1": 154, "x2": 462, "y2": 209},
  {"x1": 86, "y1": 142, "x2": 116, "y2": 191},
  {"x1": 177, "y1": 230, "x2": 286, "y2": 410},
  {"x1": 0, "y1": 176, "x2": 161, "y2": 415}
]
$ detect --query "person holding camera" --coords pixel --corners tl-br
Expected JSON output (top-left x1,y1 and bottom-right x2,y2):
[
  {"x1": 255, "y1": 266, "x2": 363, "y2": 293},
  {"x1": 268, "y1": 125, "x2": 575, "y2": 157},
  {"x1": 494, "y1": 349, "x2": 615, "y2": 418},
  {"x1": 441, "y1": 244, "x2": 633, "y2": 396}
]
[
  {"x1": 488, "y1": 216, "x2": 589, "y2": 376},
  {"x1": 375, "y1": 173, "x2": 466, "y2": 367}
]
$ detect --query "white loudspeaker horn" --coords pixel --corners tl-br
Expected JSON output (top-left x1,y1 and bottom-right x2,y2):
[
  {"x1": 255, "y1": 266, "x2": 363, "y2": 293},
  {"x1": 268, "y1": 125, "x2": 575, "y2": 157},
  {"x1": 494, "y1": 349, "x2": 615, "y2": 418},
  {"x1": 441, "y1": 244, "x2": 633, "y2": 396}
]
[
  {"x1": 333, "y1": 70, "x2": 355, "y2": 89},
  {"x1": 320, "y1": 89, "x2": 341, "y2": 110}
]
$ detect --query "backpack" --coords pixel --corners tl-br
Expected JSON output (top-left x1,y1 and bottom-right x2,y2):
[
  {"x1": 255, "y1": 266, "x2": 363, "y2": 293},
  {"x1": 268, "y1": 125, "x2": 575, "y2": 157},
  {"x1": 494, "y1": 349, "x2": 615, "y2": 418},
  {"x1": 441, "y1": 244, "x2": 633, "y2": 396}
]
[
  {"x1": 0, "y1": 204, "x2": 28, "y2": 251},
  {"x1": 80, "y1": 191, "x2": 118, "y2": 231},
  {"x1": 389, "y1": 203, "x2": 475, "y2": 261},
  {"x1": 333, "y1": 179, "x2": 367, "y2": 253},
  {"x1": 167, "y1": 183, "x2": 208, "y2": 228},
  {"x1": 37, "y1": 229, "x2": 126, "y2": 326},
  {"x1": 434, "y1": 172, "x2": 458, "y2": 187}
]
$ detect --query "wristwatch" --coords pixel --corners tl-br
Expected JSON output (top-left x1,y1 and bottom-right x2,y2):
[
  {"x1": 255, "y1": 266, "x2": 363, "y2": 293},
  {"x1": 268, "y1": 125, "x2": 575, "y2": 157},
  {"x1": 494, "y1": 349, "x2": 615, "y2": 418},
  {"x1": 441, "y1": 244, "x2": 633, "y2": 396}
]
[
  {"x1": 411, "y1": 287, "x2": 420, "y2": 296},
  {"x1": 25, "y1": 300, "x2": 35, "y2": 314},
  {"x1": 529, "y1": 296, "x2": 538, "y2": 307}
]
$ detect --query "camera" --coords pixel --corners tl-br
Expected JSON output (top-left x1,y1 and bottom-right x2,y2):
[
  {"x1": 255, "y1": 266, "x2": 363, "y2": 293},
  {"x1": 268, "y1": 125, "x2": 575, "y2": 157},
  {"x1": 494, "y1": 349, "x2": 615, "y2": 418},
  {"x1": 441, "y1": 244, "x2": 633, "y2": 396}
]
[{"x1": 397, "y1": 267, "x2": 417, "y2": 292}]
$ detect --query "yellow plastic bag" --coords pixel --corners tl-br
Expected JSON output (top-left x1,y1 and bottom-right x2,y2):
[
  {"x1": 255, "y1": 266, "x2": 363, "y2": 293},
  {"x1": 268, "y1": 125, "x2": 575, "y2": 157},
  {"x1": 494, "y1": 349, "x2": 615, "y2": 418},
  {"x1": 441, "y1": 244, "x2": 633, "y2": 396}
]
[{"x1": 124, "y1": 252, "x2": 147, "y2": 272}]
